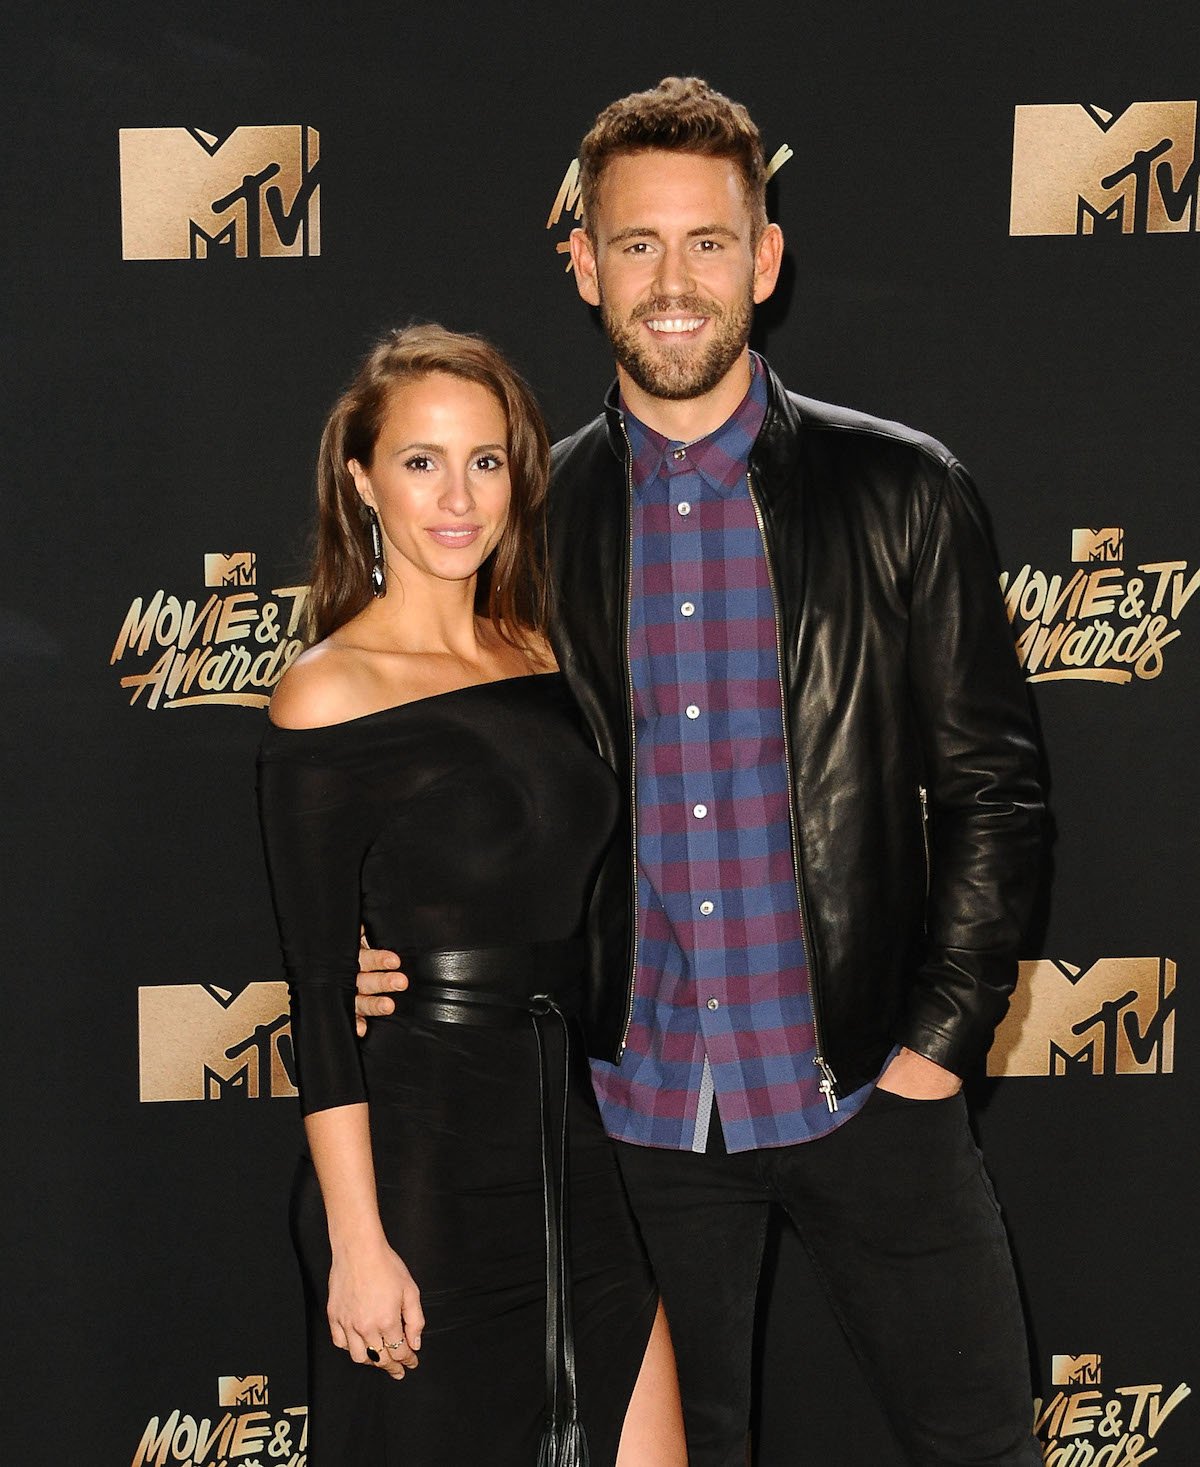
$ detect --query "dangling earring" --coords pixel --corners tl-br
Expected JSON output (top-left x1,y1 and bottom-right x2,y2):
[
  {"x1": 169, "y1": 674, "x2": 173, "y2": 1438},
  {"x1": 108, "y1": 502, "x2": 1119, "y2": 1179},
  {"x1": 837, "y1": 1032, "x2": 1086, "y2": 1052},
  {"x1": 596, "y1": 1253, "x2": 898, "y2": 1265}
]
[{"x1": 368, "y1": 508, "x2": 386, "y2": 597}]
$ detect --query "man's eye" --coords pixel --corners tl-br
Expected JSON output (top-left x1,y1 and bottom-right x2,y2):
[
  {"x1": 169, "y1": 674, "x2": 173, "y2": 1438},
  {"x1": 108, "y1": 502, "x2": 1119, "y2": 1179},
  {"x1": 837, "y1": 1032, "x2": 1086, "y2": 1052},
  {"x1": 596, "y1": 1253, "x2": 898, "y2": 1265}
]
[{"x1": 696, "y1": 239, "x2": 720, "y2": 251}]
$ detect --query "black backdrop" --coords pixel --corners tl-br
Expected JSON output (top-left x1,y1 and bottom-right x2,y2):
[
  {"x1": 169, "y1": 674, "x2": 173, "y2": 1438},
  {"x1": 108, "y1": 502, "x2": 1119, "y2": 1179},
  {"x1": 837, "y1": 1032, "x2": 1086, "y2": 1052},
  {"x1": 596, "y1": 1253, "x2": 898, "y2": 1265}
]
[{"x1": 5, "y1": 3, "x2": 1198, "y2": 1462}]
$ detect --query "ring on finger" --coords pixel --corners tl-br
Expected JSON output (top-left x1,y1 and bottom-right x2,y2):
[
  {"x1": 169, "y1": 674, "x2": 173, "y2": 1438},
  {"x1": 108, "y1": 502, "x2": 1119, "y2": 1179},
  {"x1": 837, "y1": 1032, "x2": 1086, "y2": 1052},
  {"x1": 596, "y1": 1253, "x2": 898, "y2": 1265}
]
[
  {"x1": 382, "y1": 1337, "x2": 404, "y2": 1350},
  {"x1": 365, "y1": 1347, "x2": 380, "y2": 1363}
]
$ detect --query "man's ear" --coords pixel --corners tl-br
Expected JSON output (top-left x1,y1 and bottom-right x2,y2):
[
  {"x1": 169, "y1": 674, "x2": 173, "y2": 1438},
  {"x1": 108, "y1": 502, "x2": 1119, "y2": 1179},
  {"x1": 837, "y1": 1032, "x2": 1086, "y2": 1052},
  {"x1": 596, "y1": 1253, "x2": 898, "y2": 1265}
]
[
  {"x1": 752, "y1": 222, "x2": 785, "y2": 305},
  {"x1": 569, "y1": 227, "x2": 601, "y2": 307}
]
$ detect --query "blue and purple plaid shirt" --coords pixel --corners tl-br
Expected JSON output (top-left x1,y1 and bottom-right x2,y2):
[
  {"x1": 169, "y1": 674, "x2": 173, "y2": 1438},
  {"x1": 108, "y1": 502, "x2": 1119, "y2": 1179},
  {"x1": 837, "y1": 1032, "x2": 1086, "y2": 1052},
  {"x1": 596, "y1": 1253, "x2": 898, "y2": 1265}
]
[{"x1": 590, "y1": 355, "x2": 875, "y2": 1153}]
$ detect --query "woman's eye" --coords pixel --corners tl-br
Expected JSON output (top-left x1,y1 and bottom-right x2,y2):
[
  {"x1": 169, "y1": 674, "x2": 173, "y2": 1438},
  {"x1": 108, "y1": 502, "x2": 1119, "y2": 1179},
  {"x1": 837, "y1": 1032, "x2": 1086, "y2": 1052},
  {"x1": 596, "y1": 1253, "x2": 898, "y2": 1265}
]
[
  {"x1": 404, "y1": 455, "x2": 434, "y2": 472},
  {"x1": 474, "y1": 454, "x2": 504, "y2": 472}
]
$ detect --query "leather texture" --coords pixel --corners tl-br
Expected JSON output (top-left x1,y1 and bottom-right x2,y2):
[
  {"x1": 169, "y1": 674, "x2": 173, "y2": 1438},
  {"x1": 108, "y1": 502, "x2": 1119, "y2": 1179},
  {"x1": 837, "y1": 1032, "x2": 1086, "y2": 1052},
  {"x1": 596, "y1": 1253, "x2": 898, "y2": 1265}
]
[
  {"x1": 398, "y1": 940, "x2": 586, "y2": 1027},
  {"x1": 546, "y1": 362, "x2": 1044, "y2": 1095}
]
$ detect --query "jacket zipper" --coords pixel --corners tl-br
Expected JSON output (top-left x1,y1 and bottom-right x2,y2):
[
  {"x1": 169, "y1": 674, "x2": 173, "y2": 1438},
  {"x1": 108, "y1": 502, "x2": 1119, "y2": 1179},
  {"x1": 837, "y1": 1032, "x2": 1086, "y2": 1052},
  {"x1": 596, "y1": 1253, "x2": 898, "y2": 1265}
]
[
  {"x1": 748, "y1": 471, "x2": 839, "y2": 1112},
  {"x1": 617, "y1": 419, "x2": 639, "y2": 1060},
  {"x1": 918, "y1": 783, "x2": 931, "y2": 905},
  {"x1": 921, "y1": 786, "x2": 933, "y2": 886}
]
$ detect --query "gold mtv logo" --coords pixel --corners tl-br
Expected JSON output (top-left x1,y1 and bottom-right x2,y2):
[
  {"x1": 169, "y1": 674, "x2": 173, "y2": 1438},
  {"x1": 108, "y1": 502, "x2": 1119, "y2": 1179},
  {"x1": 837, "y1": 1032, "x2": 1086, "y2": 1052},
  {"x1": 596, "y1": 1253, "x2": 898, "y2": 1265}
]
[
  {"x1": 1052, "y1": 1355, "x2": 1102, "y2": 1387},
  {"x1": 204, "y1": 551, "x2": 257, "y2": 587},
  {"x1": 139, "y1": 983, "x2": 297, "y2": 1101},
  {"x1": 1011, "y1": 102, "x2": 1198, "y2": 235},
  {"x1": 1071, "y1": 527, "x2": 1123, "y2": 563},
  {"x1": 119, "y1": 126, "x2": 320, "y2": 260},
  {"x1": 989, "y1": 958, "x2": 1176, "y2": 1077},
  {"x1": 218, "y1": 1376, "x2": 269, "y2": 1407}
]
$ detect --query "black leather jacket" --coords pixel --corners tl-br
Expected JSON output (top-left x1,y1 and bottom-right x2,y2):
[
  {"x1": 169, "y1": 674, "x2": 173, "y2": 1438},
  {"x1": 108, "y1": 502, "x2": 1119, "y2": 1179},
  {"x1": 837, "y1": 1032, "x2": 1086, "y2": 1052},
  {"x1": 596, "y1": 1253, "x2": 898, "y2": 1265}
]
[{"x1": 547, "y1": 362, "x2": 1043, "y2": 1098}]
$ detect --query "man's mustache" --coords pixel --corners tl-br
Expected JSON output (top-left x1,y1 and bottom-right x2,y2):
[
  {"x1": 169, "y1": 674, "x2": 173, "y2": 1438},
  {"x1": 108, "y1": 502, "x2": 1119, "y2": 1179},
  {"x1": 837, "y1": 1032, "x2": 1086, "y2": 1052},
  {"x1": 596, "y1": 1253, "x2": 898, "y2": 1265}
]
[{"x1": 630, "y1": 296, "x2": 721, "y2": 322}]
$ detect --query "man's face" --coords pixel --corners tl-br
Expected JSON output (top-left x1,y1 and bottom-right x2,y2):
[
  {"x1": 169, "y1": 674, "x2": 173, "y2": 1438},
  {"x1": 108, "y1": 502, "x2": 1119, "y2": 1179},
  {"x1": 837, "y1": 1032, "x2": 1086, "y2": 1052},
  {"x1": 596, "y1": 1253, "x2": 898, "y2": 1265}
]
[{"x1": 570, "y1": 150, "x2": 782, "y2": 402}]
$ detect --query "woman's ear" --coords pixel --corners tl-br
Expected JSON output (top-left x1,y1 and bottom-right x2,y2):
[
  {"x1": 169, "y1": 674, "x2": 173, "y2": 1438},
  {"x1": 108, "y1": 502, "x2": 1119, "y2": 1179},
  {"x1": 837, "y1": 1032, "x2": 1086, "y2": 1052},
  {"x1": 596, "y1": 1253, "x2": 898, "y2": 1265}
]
[{"x1": 348, "y1": 459, "x2": 375, "y2": 509}]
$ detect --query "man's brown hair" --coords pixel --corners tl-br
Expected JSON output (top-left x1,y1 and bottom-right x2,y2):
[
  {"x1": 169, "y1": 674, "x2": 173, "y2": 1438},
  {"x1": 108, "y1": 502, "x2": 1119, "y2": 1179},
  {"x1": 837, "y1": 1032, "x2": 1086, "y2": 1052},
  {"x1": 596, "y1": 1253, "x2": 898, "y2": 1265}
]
[{"x1": 578, "y1": 76, "x2": 768, "y2": 238}]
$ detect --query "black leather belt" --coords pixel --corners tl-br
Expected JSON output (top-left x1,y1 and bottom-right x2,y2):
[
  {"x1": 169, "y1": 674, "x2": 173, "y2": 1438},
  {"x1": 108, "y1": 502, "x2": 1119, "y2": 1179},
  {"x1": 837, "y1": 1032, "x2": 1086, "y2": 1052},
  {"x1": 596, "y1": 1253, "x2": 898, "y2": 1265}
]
[
  {"x1": 398, "y1": 939, "x2": 585, "y2": 1027},
  {"x1": 393, "y1": 940, "x2": 589, "y2": 1466}
]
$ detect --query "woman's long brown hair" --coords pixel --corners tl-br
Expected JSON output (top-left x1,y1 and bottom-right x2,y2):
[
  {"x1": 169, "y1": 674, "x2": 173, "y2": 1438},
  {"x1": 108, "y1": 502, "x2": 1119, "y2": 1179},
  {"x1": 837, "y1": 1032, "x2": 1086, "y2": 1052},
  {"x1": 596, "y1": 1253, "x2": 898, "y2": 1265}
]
[{"x1": 306, "y1": 324, "x2": 550, "y2": 645}]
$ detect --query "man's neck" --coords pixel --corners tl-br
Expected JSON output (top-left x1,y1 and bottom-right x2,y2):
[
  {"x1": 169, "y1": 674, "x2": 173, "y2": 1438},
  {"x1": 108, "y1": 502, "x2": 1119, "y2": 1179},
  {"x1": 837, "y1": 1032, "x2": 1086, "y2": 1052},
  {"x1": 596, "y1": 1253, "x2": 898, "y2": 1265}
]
[{"x1": 617, "y1": 350, "x2": 754, "y2": 442}]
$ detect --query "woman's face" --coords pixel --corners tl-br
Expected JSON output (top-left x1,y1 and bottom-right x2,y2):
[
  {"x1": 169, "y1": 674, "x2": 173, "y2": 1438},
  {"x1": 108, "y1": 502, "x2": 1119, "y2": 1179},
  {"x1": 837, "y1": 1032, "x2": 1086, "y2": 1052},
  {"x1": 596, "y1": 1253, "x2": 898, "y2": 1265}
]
[{"x1": 350, "y1": 372, "x2": 512, "y2": 593}]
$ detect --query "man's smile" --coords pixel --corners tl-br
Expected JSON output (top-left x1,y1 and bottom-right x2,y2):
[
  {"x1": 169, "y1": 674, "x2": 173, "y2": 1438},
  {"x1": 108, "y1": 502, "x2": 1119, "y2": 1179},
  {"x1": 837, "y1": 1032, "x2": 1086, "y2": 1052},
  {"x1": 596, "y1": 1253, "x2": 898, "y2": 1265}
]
[{"x1": 643, "y1": 316, "x2": 708, "y2": 334}]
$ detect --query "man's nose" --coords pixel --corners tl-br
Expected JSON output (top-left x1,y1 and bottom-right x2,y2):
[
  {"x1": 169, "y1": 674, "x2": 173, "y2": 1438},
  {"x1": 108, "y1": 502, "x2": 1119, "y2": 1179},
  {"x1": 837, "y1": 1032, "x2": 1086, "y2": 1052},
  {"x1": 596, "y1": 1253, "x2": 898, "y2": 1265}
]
[{"x1": 654, "y1": 241, "x2": 695, "y2": 297}]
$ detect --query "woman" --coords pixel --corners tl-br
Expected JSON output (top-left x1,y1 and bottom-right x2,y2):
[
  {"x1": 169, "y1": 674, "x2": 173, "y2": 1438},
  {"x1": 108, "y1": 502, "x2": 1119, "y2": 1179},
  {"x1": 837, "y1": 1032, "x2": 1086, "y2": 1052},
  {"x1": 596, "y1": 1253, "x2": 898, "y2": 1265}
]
[{"x1": 257, "y1": 325, "x2": 685, "y2": 1466}]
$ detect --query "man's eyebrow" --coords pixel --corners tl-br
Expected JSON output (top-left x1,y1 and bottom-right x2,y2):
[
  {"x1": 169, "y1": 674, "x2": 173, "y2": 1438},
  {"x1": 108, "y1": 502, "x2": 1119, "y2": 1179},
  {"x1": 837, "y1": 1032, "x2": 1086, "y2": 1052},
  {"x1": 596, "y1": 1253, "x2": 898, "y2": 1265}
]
[
  {"x1": 605, "y1": 224, "x2": 742, "y2": 244},
  {"x1": 606, "y1": 226, "x2": 663, "y2": 244}
]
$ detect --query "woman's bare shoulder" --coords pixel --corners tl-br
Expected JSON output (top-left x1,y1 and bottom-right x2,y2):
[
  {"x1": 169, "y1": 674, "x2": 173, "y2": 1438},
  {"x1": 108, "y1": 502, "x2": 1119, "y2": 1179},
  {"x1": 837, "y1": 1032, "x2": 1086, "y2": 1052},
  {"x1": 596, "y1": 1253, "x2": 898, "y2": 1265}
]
[{"x1": 268, "y1": 641, "x2": 378, "y2": 729}]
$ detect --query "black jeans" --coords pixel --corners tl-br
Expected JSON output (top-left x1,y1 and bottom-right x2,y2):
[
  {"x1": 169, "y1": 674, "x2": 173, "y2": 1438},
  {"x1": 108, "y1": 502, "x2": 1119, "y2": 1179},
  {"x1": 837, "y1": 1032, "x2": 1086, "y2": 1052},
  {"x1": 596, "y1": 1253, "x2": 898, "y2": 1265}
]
[{"x1": 615, "y1": 1088, "x2": 1040, "y2": 1467}]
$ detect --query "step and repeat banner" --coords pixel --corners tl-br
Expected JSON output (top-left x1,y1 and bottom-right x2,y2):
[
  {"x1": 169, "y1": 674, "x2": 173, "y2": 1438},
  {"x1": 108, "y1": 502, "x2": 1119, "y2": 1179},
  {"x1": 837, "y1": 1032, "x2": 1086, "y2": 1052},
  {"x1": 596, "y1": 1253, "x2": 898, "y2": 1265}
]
[{"x1": 5, "y1": 3, "x2": 1197, "y2": 1463}]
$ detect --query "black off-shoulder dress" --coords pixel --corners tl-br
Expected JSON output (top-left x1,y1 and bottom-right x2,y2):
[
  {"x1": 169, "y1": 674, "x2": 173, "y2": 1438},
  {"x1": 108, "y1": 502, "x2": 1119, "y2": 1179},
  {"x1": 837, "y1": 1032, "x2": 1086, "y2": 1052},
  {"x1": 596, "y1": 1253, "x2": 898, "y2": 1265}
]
[{"x1": 257, "y1": 673, "x2": 655, "y2": 1467}]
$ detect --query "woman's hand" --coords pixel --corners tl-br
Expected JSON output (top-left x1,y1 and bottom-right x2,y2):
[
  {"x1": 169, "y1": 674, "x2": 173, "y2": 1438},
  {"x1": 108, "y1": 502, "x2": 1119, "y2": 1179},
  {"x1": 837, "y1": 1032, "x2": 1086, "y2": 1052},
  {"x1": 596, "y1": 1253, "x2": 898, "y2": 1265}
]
[
  {"x1": 304, "y1": 1105, "x2": 422, "y2": 1378},
  {"x1": 326, "y1": 1236, "x2": 425, "y2": 1380}
]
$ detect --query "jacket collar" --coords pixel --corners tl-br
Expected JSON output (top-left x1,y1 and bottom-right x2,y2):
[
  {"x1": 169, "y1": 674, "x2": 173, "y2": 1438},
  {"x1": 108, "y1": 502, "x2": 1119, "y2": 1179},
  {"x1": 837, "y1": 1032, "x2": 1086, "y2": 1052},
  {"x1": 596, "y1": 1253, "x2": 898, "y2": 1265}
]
[
  {"x1": 751, "y1": 360, "x2": 804, "y2": 484},
  {"x1": 602, "y1": 379, "x2": 625, "y2": 457},
  {"x1": 601, "y1": 358, "x2": 803, "y2": 484}
]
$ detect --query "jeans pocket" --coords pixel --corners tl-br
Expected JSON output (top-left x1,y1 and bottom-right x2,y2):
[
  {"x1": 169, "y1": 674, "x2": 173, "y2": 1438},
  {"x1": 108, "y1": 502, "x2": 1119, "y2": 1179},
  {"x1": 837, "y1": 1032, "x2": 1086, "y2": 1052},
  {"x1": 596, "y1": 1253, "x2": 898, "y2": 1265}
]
[{"x1": 868, "y1": 1083, "x2": 960, "y2": 1109}]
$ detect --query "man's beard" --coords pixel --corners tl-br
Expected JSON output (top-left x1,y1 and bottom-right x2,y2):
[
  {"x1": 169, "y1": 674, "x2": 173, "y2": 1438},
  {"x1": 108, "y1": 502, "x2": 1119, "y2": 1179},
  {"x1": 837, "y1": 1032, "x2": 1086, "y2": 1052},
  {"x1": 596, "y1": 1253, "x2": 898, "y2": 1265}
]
[{"x1": 599, "y1": 288, "x2": 754, "y2": 402}]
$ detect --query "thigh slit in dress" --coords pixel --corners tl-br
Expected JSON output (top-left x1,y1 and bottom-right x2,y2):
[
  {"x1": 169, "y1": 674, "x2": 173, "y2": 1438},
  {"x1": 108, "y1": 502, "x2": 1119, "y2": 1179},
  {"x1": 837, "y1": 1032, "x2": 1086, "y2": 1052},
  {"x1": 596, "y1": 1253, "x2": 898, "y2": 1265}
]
[{"x1": 258, "y1": 673, "x2": 655, "y2": 1467}]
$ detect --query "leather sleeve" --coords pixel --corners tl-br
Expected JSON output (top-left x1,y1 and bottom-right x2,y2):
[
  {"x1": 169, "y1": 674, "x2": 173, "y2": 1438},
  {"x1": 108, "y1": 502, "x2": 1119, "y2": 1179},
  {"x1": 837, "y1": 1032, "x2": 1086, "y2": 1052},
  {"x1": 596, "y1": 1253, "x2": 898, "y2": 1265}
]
[{"x1": 900, "y1": 459, "x2": 1043, "y2": 1074}]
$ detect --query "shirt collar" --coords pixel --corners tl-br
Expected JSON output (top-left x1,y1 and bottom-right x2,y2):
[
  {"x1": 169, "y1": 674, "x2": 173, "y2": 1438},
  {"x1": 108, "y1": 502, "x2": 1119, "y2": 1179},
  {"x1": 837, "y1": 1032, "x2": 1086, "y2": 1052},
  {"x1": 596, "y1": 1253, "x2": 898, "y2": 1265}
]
[{"x1": 622, "y1": 352, "x2": 769, "y2": 497}]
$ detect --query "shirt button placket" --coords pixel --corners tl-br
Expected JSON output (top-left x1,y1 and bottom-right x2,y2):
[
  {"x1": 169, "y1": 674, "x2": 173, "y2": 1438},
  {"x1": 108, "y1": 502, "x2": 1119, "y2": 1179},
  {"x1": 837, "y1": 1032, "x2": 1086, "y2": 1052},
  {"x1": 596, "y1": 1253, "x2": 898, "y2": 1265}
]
[{"x1": 672, "y1": 456, "x2": 716, "y2": 1040}]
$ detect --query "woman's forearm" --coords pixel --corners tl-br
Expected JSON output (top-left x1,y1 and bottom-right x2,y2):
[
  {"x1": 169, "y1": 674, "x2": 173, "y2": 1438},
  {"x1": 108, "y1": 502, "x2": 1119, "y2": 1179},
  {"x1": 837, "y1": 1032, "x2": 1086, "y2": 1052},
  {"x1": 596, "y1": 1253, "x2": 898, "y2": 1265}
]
[
  {"x1": 301, "y1": 1101, "x2": 425, "y2": 1372},
  {"x1": 304, "y1": 1102, "x2": 388, "y2": 1252}
]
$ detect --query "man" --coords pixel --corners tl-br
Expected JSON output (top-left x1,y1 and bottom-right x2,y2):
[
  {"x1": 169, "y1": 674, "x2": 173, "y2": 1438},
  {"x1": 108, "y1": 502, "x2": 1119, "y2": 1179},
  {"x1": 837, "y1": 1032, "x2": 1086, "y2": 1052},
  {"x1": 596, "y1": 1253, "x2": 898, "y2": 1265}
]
[{"x1": 358, "y1": 77, "x2": 1043, "y2": 1466}]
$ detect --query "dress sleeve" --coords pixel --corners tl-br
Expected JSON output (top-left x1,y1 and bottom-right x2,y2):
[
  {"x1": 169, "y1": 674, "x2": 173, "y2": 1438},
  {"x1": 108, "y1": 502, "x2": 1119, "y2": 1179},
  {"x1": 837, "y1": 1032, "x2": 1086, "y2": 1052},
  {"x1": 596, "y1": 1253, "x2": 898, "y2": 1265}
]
[{"x1": 257, "y1": 741, "x2": 375, "y2": 1115}]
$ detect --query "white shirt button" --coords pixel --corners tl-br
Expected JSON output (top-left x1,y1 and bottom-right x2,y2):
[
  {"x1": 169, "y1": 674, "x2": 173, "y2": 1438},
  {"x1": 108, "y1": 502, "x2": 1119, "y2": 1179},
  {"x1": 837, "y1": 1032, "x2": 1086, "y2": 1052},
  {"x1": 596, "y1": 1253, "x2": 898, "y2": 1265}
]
[
  {"x1": 680, "y1": 601, "x2": 695, "y2": 617},
  {"x1": 706, "y1": 998, "x2": 720, "y2": 1011},
  {"x1": 699, "y1": 900, "x2": 715, "y2": 915},
  {"x1": 677, "y1": 501, "x2": 691, "y2": 517},
  {"x1": 685, "y1": 704, "x2": 700, "y2": 720},
  {"x1": 692, "y1": 803, "x2": 708, "y2": 819}
]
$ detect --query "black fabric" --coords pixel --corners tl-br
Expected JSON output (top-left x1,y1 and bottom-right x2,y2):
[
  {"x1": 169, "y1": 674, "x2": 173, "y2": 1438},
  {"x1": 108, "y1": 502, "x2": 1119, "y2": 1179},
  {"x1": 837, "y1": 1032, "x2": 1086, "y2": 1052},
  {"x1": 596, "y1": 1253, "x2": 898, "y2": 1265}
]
[
  {"x1": 616, "y1": 1090, "x2": 1040, "y2": 1467},
  {"x1": 292, "y1": 1013, "x2": 654, "y2": 1467},
  {"x1": 257, "y1": 673, "x2": 619, "y2": 1114},
  {"x1": 258, "y1": 674, "x2": 655, "y2": 1464}
]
